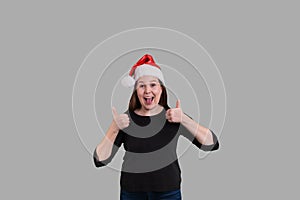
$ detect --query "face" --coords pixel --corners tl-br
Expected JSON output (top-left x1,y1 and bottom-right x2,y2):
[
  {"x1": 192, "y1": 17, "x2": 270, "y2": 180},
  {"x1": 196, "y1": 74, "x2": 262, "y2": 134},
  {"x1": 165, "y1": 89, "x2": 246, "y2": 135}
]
[{"x1": 136, "y1": 76, "x2": 162, "y2": 111}]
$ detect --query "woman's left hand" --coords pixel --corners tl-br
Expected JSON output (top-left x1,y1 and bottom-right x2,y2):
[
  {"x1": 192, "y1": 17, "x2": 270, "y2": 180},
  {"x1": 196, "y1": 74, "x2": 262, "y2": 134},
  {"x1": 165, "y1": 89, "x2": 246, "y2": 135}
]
[{"x1": 166, "y1": 99, "x2": 183, "y2": 123}]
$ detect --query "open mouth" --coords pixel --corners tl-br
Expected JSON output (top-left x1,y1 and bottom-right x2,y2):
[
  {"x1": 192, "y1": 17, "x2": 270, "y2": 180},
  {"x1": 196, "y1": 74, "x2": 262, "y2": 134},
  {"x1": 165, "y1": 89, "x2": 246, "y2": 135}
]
[{"x1": 144, "y1": 97, "x2": 154, "y2": 105}]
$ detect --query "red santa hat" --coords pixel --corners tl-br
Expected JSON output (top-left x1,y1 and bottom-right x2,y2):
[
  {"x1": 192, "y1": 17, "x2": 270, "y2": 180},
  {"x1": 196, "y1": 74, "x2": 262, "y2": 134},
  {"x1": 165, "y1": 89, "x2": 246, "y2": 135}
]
[{"x1": 121, "y1": 54, "x2": 165, "y2": 87}]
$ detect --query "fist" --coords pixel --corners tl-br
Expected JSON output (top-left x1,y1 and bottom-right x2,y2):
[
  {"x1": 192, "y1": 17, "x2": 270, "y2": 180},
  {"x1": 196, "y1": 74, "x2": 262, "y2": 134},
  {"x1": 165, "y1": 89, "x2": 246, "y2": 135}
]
[
  {"x1": 112, "y1": 107, "x2": 130, "y2": 130},
  {"x1": 165, "y1": 100, "x2": 183, "y2": 123}
]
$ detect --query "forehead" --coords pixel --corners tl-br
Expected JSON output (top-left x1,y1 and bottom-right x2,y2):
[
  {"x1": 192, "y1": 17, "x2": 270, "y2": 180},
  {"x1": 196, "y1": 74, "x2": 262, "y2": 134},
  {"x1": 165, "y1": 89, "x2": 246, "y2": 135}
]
[{"x1": 137, "y1": 75, "x2": 159, "y2": 83}]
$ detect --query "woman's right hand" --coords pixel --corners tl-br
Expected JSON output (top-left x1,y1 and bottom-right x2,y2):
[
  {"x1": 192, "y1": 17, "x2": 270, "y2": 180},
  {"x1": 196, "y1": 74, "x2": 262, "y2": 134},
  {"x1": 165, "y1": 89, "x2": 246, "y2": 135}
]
[{"x1": 112, "y1": 107, "x2": 130, "y2": 130}]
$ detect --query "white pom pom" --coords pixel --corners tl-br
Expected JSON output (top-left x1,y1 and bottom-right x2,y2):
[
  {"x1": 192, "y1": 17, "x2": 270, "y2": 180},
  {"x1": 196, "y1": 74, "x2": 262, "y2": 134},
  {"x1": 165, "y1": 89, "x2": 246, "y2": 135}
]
[{"x1": 121, "y1": 76, "x2": 135, "y2": 88}]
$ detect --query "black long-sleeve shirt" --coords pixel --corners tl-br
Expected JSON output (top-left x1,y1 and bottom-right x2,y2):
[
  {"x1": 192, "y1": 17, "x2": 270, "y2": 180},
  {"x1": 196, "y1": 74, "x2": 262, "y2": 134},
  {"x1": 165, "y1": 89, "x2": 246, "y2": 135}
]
[{"x1": 93, "y1": 108, "x2": 219, "y2": 192}]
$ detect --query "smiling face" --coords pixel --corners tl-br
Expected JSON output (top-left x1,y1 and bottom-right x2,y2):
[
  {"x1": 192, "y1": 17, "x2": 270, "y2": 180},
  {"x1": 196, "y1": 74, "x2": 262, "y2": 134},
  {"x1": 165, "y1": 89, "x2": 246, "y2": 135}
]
[{"x1": 135, "y1": 75, "x2": 162, "y2": 112}]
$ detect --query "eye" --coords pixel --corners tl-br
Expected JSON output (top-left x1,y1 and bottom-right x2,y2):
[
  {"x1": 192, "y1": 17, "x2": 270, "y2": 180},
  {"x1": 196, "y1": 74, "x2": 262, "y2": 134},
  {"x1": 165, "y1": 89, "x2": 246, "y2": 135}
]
[
  {"x1": 150, "y1": 83, "x2": 157, "y2": 87},
  {"x1": 138, "y1": 84, "x2": 145, "y2": 88}
]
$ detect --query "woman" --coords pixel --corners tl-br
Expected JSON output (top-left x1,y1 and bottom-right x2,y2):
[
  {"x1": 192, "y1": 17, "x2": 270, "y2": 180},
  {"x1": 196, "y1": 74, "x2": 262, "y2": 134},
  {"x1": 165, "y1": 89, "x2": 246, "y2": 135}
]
[{"x1": 93, "y1": 54, "x2": 219, "y2": 200}]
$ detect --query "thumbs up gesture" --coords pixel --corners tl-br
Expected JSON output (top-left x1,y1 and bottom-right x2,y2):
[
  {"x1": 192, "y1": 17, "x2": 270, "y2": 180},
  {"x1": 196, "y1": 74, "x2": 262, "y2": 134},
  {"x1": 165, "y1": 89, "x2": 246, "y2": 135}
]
[
  {"x1": 166, "y1": 100, "x2": 183, "y2": 123},
  {"x1": 112, "y1": 107, "x2": 130, "y2": 130}
]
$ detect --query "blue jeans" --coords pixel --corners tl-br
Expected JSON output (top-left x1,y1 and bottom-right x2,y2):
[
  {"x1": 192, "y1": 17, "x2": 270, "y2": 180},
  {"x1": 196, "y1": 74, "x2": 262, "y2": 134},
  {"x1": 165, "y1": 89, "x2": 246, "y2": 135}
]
[{"x1": 120, "y1": 189, "x2": 182, "y2": 200}]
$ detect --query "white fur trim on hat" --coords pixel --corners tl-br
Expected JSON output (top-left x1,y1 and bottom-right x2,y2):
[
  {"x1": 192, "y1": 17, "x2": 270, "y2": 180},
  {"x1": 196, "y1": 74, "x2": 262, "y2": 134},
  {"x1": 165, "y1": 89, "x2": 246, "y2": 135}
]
[
  {"x1": 121, "y1": 75, "x2": 135, "y2": 88},
  {"x1": 134, "y1": 64, "x2": 165, "y2": 84},
  {"x1": 121, "y1": 64, "x2": 165, "y2": 88}
]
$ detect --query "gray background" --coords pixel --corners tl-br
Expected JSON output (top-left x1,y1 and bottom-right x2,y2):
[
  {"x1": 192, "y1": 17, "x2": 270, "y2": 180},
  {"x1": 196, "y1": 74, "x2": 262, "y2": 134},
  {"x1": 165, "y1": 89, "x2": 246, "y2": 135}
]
[{"x1": 1, "y1": 0, "x2": 299, "y2": 199}]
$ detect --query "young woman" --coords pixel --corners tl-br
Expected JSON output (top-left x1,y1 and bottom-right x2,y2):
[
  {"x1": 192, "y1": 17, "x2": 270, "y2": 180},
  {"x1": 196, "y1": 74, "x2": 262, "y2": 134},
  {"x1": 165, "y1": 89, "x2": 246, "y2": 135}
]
[{"x1": 93, "y1": 54, "x2": 219, "y2": 200}]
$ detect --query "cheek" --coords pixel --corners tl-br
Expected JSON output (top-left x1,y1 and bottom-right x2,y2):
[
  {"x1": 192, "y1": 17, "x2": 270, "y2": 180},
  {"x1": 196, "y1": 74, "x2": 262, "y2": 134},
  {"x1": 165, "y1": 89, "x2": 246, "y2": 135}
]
[
  {"x1": 136, "y1": 89, "x2": 143, "y2": 97},
  {"x1": 137, "y1": 90, "x2": 146, "y2": 103},
  {"x1": 154, "y1": 90, "x2": 162, "y2": 100}
]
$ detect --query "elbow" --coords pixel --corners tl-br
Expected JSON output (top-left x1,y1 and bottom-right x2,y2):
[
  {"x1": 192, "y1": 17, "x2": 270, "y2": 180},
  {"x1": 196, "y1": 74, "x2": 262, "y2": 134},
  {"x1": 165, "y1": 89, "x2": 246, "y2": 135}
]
[
  {"x1": 94, "y1": 161, "x2": 106, "y2": 168},
  {"x1": 204, "y1": 129, "x2": 220, "y2": 151},
  {"x1": 201, "y1": 141, "x2": 219, "y2": 152},
  {"x1": 93, "y1": 156, "x2": 111, "y2": 168},
  {"x1": 93, "y1": 149, "x2": 110, "y2": 168},
  {"x1": 210, "y1": 141, "x2": 219, "y2": 151}
]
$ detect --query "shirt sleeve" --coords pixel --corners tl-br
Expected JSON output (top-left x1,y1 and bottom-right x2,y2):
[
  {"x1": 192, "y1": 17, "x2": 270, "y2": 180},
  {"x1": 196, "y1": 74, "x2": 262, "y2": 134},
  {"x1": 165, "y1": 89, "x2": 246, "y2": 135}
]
[
  {"x1": 93, "y1": 130, "x2": 124, "y2": 168},
  {"x1": 179, "y1": 113, "x2": 219, "y2": 152}
]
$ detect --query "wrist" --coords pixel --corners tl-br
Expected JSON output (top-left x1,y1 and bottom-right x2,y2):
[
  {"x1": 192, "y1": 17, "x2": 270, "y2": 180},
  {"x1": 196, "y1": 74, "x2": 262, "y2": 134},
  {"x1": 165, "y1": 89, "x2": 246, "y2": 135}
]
[
  {"x1": 181, "y1": 113, "x2": 189, "y2": 125},
  {"x1": 110, "y1": 121, "x2": 120, "y2": 134}
]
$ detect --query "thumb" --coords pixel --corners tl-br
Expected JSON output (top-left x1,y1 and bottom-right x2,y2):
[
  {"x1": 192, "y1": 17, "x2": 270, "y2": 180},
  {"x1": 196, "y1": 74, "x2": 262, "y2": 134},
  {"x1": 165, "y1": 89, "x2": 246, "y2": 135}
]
[
  {"x1": 176, "y1": 99, "x2": 181, "y2": 108},
  {"x1": 112, "y1": 107, "x2": 118, "y2": 118}
]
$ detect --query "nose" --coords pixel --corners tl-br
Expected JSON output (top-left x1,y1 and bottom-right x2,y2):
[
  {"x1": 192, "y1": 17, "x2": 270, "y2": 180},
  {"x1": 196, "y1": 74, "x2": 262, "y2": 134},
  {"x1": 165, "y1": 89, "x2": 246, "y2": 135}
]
[{"x1": 144, "y1": 85, "x2": 151, "y2": 93}]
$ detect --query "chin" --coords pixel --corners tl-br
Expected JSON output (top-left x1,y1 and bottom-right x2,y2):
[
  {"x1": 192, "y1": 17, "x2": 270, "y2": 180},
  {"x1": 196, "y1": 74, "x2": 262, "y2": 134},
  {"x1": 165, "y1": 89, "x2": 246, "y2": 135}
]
[
  {"x1": 142, "y1": 105, "x2": 154, "y2": 110},
  {"x1": 142, "y1": 104, "x2": 158, "y2": 110}
]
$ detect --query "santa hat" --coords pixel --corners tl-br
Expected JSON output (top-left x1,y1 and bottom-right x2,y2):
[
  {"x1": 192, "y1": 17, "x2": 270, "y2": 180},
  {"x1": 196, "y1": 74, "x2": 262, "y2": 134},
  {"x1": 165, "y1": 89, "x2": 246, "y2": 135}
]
[{"x1": 121, "y1": 54, "x2": 165, "y2": 88}]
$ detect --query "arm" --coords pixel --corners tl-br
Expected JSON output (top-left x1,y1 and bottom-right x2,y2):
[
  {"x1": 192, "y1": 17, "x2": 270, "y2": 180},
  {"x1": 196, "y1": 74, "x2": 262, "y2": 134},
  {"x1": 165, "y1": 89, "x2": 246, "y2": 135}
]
[
  {"x1": 93, "y1": 121, "x2": 123, "y2": 167},
  {"x1": 166, "y1": 100, "x2": 219, "y2": 151},
  {"x1": 93, "y1": 107, "x2": 129, "y2": 167},
  {"x1": 181, "y1": 113, "x2": 214, "y2": 145},
  {"x1": 95, "y1": 121, "x2": 119, "y2": 161},
  {"x1": 180, "y1": 113, "x2": 219, "y2": 151}
]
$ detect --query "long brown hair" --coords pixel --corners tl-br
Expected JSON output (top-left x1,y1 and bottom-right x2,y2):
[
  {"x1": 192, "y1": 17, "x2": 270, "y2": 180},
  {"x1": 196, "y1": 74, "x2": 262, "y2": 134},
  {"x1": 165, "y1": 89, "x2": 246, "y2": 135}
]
[{"x1": 128, "y1": 81, "x2": 169, "y2": 112}]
